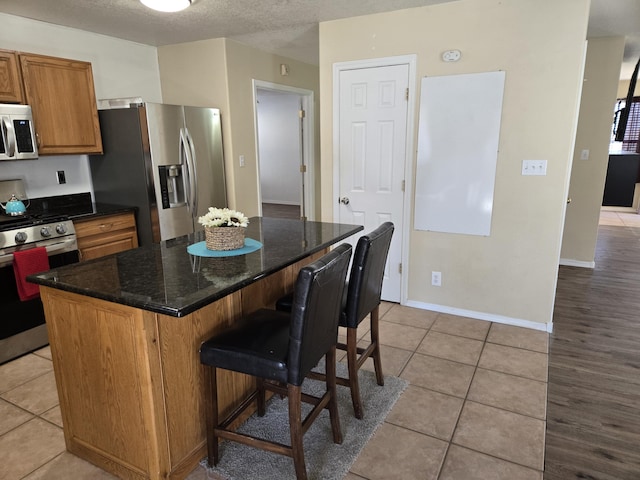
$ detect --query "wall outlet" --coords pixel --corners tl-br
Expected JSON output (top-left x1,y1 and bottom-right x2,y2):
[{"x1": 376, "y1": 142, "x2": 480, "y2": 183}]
[
  {"x1": 580, "y1": 149, "x2": 590, "y2": 160},
  {"x1": 431, "y1": 271, "x2": 442, "y2": 286},
  {"x1": 56, "y1": 170, "x2": 66, "y2": 184}
]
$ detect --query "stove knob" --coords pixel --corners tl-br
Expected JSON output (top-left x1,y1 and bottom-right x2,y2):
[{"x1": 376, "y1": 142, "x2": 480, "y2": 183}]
[
  {"x1": 40, "y1": 227, "x2": 52, "y2": 237},
  {"x1": 55, "y1": 224, "x2": 67, "y2": 234},
  {"x1": 15, "y1": 231, "x2": 27, "y2": 244}
]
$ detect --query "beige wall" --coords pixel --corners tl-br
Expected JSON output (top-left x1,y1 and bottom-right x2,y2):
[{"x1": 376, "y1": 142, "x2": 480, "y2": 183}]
[
  {"x1": 158, "y1": 39, "x2": 320, "y2": 217},
  {"x1": 319, "y1": 0, "x2": 590, "y2": 328},
  {"x1": 617, "y1": 79, "x2": 640, "y2": 98},
  {"x1": 561, "y1": 37, "x2": 626, "y2": 266}
]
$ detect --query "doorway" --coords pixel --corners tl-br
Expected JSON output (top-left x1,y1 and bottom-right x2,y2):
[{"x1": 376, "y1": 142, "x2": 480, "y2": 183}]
[
  {"x1": 333, "y1": 56, "x2": 416, "y2": 303},
  {"x1": 253, "y1": 81, "x2": 315, "y2": 220}
]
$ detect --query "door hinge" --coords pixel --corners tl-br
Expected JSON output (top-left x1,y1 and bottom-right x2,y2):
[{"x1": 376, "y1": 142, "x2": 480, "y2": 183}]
[
  {"x1": 300, "y1": 164, "x2": 307, "y2": 173},
  {"x1": 401, "y1": 180, "x2": 405, "y2": 192},
  {"x1": 299, "y1": 109, "x2": 306, "y2": 118},
  {"x1": 405, "y1": 88, "x2": 409, "y2": 101},
  {"x1": 398, "y1": 263, "x2": 402, "y2": 274}
]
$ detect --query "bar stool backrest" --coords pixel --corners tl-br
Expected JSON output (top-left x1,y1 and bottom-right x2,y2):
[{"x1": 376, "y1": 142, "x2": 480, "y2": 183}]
[
  {"x1": 288, "y1": 243, "x2": 352, "y2": 385},
  {"x1": 344, "y1": 222, "x2": 395, "y2": 328}
]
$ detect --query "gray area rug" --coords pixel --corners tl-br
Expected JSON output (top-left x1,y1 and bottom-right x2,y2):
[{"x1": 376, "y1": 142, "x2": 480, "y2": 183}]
[{"x1": 200, "y1": 362, "x2": 408, "y2": 480}]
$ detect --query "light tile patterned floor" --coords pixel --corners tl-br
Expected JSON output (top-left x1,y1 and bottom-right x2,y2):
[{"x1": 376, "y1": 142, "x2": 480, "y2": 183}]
[{"x1": 0, "y1": 303, "x2": 549, "y2": 480}]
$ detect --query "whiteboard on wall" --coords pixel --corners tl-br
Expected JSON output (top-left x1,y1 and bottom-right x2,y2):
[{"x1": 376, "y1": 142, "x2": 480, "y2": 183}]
[{"x1": 414, "y1": 71, "x2": 505, "y2": 236}]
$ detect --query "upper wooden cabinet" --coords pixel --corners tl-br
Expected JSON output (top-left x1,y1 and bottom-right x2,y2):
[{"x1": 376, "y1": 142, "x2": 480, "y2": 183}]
[
  {"x1": 0, "y1": 49, "x2": 24, "y2": 103},
  {"x1": 19, "y1": 53, "x2": 103, "y2": 155}
]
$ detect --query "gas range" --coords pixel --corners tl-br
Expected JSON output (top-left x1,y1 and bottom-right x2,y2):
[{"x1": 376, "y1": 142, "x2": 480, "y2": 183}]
[
  {"x1": 0, "y1": 191, "x2": 93, "y2": 254},
  {"x1": 0, "y1": 213, "x2": 76, "y2": 248},
  {"x1": 0, "y1": 194, "x2": 91, "y2": 269},
  {"x1": 0, "y1": 186, "x2": 88, "y2": 364}
]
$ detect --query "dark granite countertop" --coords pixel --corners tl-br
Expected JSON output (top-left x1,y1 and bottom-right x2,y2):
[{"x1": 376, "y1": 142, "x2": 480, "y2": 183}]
[
  {"x1": 71, "y1": 202, "x2": 137, "y2": 221},
  {"x1": 28, "y1": 192, "x2": 136, "y2": 220},
  {"x1": 28, "y1": 217, "x2": 362, "y2": 317}
]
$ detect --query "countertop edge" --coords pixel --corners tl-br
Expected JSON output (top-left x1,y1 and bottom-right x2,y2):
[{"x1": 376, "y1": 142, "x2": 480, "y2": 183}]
[{"x1": 29, "y1": 223, "x2": 363, "y2": 317}]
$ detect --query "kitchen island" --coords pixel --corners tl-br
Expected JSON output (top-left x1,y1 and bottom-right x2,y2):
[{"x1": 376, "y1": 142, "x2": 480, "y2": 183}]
[{"x1": 28, "y1": 217, "x2": 362, "y2": 480}]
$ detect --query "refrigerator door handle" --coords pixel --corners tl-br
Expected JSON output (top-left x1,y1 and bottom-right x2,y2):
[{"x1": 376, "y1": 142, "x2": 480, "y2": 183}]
[
  {"x1": 179, "y1": 127, "x2": 192, "y2": 211},
  {"x1": 183, "y1": 127, "x2": 198, "y2": 218}
]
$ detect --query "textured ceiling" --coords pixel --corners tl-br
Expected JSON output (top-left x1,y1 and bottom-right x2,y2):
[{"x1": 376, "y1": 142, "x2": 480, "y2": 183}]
[{"x1": 0, "y1": 0, "x2": 639, "y2": 76}]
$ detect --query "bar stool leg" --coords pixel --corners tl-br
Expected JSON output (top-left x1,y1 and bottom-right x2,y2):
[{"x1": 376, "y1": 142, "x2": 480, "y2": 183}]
[
  {"x1": 326, "y1": 346, "x2": 343, "y2": 444},
  {"x1": 204, "y1": 366, "x2": 219, "y2": 466},
  {"x1": 370, "y1": 306, "x2": 385, "y2": 386},
  {"x1": 256, "y1": 377, "x2": 266, "y2": 416},
  {"x1": 288, "y1": 384, "x2": 307, "y2": 480},
  {"x1": 345, "y1": 327, "x2": 363, "y2": 419}
]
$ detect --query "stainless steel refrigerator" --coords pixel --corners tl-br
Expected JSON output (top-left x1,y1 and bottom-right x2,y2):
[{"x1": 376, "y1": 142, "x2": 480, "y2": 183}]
[{"x1": 89, "y1": 102, "x2": 227, "y2": 246}]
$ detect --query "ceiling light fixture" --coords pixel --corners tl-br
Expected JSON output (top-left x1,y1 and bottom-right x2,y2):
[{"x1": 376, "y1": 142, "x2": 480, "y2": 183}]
[{"x1": 140, "y1": 0, "x2": 192, "y2": 13}]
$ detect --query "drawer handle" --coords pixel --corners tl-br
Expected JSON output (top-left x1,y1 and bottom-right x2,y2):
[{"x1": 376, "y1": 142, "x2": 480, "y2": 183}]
[{"x1": 99, "y1": 223, "x2": 114, "y2": 231}]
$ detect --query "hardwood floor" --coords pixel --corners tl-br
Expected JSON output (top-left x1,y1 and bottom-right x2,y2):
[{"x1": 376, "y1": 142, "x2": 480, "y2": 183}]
[
  {"x1": 262, "y1": 202, "x2": 301, "y2": 219},
  {"x1": 544, "y1": 223, "x2": 640, "y2": 479}
]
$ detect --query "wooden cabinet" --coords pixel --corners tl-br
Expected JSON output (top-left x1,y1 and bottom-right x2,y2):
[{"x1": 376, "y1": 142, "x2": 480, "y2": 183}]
[
  {"x1": 0, "y1": 49, "x2": 24, "y2": 103},
  {"x1": 19, "y1": 53, "x2": 103, "y2": 155},
  {"x1": 75, "y1": 212, "x2": 139, "y2": 261}
]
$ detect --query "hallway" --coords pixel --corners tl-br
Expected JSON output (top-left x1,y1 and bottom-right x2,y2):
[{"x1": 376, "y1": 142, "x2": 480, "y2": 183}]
[{"x1": 544, "y1": 212, "x2": 640, "y2": 479}]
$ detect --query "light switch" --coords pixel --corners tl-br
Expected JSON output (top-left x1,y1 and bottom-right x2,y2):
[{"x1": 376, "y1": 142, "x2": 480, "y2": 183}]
[
  {"x1": 239, "y1": 155, "x2": 245, "y2": 167},
  {"x1": 522, "y1": 160, "x2": 547, "y2": 176},
  {"x1": 580, "y1": 149, "x2": 589, "y2": 160}
]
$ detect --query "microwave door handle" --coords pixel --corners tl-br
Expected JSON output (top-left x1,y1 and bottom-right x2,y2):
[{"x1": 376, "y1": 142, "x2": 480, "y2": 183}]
[
  {"x1": 184, "y1": 128, "x2": 198, "y2": 220},
  {"x1": 1, "y1": 116, "x2": 15, "y2": 157}
]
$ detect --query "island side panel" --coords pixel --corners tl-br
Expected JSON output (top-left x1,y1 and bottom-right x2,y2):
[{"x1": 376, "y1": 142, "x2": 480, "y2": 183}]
[{"x1": 41, "y1": 286, "x2": 168, "y2": 480}]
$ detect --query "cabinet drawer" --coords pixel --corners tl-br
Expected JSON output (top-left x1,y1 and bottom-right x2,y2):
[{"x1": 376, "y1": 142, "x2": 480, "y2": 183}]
[
  {"x1": 75, "y1": 212, "x2": 139, "y2": 261},
  {"x1": 75, "y1": 213, "x2": 136, "y2": 238}
]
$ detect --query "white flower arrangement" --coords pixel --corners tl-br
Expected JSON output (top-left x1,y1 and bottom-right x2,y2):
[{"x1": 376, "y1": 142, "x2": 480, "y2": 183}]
[{"x1": 198, "y1": 207, "x2": 249, "y2": 228}]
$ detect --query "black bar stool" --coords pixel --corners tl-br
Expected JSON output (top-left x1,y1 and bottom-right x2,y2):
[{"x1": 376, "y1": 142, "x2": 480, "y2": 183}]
[
  {"x1": 199, "y1": 244, "x2": 352, "y2": 480},
  {"x1": 276, "y1": 222, "x2": 394, "y2": 419}
]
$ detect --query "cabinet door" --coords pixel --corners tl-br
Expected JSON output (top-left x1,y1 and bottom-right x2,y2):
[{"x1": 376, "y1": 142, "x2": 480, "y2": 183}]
[
  {"x1": 19, "y1": 54, "x2": 103, "y2": 155},
  {"x1": 0, "y1": 49, "x2": 23, "y2": 103}
]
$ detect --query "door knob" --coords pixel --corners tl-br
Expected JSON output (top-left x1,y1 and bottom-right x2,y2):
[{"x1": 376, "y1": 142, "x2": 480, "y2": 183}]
[{"x1": 339, "y1": 197, "x2": 350, "y2": 205}]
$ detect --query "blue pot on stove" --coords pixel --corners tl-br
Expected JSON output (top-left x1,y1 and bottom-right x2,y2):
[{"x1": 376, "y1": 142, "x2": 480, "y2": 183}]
[{"x1": 1, "y1": 194, "x2": 28, "y2": 216}]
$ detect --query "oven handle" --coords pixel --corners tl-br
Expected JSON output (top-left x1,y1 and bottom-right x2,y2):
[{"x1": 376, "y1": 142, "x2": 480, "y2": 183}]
[{"x1": 0, "y1": 237, "x2": 78, "y2": 268}]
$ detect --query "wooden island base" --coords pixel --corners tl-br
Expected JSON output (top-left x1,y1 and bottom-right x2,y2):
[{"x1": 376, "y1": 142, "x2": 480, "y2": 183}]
[{"x1": 42, "y1": 251, "x2": 325, "y2": 480}]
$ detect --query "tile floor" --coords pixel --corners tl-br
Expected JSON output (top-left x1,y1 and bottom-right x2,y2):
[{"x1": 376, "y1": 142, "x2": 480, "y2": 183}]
[
  {"x1": 0, "y1": 303, "x2": 549, "y2": 480},
  {"x1": 598, "y1": 209, "x2": 640, "y2": 227}
]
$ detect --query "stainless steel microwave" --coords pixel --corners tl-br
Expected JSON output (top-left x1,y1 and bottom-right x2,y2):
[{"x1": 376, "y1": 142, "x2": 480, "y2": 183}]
[{"x1": 0, "y1": 104, "x2": 38, "y2": 161}]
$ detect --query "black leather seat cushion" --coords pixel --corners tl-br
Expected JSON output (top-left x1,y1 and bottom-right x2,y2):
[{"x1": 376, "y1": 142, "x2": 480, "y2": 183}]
[
  {"x1": 200, "y1": 309, "x2": 292, "y2": 384},
  {"x1": 200, "y1": 244, "x2": 353, "y2": 387}
]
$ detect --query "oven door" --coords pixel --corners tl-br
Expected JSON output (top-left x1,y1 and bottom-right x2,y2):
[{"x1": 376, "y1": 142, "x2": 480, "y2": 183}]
[{"x1": 0, "y1": 248, "x2": 79, "y2": 364}]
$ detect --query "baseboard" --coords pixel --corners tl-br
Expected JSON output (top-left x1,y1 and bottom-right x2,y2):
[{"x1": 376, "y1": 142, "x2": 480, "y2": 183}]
[
  {"x1": 559, "y1": 258, "x2": 595, "y2": 268},
  {"x1": 403, "y1": 300, "x2": 553, "y2": 333}
]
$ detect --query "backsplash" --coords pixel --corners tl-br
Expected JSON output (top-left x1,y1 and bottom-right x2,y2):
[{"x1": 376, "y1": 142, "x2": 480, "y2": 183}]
[{"x1": 0, "y1": 154, "x2": 94, "y2": 200}]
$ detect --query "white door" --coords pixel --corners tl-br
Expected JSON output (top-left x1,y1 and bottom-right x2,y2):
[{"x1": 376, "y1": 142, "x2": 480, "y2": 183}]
[{"x1": 336, "y1": 64, "x2": 409, "y2": 302}]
